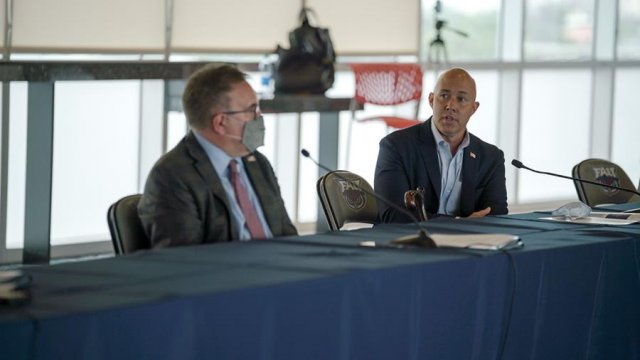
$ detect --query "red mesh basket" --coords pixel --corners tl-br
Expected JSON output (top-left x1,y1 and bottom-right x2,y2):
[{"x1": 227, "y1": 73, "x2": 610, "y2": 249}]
[
  {"x1": 350, "y1": 63, "x2": 423, "y2": 106},
  {"x1": 350, "y1": 63, "x2": 423, "y2": 129}
]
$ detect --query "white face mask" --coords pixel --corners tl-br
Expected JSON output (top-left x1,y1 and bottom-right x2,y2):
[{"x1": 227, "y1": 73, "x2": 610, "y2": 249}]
[{"x1": 225, "y1": 115, "x2": 265, "y2": 153}]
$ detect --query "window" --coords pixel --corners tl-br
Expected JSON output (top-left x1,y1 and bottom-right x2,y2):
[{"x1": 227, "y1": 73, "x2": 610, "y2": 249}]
[
  {"x1": 524, "y1": 0, "x2": 595, "y2": 60},
  {"x1": 465, "y1": 70, "x2": 499, "y2": 145},
  {"x1": 421, "y1": 0, "x2": 500, "y2": 62},
  {"x1": 612, "y1": 68, "x2": 640, "y2": 183},
  {"x1": 5, "y1": 83, "x2": 28, "y2": 250},
  {"x1": 50, "y1": 81, "x2": 142, "y2": 245},
  {"x1": 618, "y1": 0, "x2": 640, "y2": 59},
  {"x1": 518, "y1": 69, "x2": 592, "y2": 202}
]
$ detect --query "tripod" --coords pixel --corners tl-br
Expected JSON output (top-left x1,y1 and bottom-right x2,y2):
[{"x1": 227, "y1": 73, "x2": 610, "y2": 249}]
[
  {"x1": 427, "y1": 20, "x2": 450, "y2": 77},
  {"x1": 425, "y1": 1, "x2": 468, "y2": 78}
]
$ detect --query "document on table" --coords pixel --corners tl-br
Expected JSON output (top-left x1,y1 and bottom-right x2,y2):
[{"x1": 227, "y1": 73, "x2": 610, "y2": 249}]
[
  {"x1": 541, "y1": 212, "x2": 640, "y2": 225},
  {"x1": 380, "y1": 232, "x2": 524, "y2": 250},
  {"x1": 429, "y1": 233, "x2": 523, "y2": 250},
  {"x1": 387, "y1": 232, "x2": 523, "y2": 250},
  {"x1": 0, "y1": 270, "x2": 31, "y2": 306}
]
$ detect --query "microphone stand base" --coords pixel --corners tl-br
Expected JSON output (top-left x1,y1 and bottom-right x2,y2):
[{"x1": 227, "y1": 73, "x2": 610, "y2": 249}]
[{"x1": 391, "y1": 232, "x2": 437, "y2": 248}]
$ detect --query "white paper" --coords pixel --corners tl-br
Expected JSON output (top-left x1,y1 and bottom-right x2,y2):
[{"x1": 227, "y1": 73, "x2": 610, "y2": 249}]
[
  {"x1": 429, "y1": 233, "x2": 522, "y2": 250},
  {"x1": 541, "y1": 212, "x2": 640, "y2": 225}
]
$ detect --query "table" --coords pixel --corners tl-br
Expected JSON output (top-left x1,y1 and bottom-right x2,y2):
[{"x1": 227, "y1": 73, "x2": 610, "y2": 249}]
[{"x1": 1, "y1": 211, "x2": 639, "y2": 359}]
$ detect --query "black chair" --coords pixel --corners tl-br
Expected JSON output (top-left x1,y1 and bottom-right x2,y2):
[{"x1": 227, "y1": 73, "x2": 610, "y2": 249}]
[
  {"x1": 572, "y1": 159, "x2": 640, "y2": 207},
  {"x1": 107, "y1": 194, "x2": 150, "y2": 255},
  {"x1": 316, "y1": 170, "x2": 379, "y2": 230}
]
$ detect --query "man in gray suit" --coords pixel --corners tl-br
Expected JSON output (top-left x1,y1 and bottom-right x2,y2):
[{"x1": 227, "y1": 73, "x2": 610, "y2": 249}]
[{"x1": 139, "y1": 64, "x2": 297, "y2": 248}]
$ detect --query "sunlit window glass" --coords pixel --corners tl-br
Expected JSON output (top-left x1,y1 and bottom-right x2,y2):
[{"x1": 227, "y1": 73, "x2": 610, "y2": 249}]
[
  {"x1": 611, "y1": 68, "x2": 640, "y2": 183},
  {"x1": 525, "y1": 0, "x2": 595, "y2": 60},
  {"x1": 618, "y1": 0, "x2": 640, "y2": 59},
  {"x1": 51, "y1": 81, "x2": 141, "y2": 245},
  {"x1": 518, "y1": 69, "x2": 591, "y2": 202},
  {"x1": 5, "y1": 83, "x2": 28, "y2": 249},
  {"x1": 465, "y1": 70, "x2": 499, "y2": 145},
  {"x1": 421, "y1": 0, "x2": 500, "y2": 62}
]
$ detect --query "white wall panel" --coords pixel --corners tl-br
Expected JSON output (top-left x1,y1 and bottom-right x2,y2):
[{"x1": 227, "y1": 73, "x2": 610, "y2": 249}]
[
  {"x1": 6, "y1": 0, "x2": 418, "y2": 54},
  {"x1": 12, "y1": 0, "x2": 164, "y2": 51},
  {"x1": 172, "y1": 0, "x2": 299, "y2": 53},
  {"x1": 308, "y1": 0, "x2": 419, "y2": 54}
]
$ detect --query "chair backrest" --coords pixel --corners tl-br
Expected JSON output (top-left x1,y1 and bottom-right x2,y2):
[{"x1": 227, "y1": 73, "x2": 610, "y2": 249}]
[
  {"x1": 317, "y1": 170, "x2": 379, "y2": 230},
  {"x1": 572, "y1": 159, "x2": 640, "y2": 207},
  {"x1": 350, "y1": 63, "x2": 423, "y2": 106},
  {"x1": 107, "y1": 194, "x2": 151, "y2": 255}
]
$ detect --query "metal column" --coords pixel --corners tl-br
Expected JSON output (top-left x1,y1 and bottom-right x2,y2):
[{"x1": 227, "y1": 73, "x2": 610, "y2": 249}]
[{"x1": 23, "y1": 82, "x2": 54, "y2": 264}]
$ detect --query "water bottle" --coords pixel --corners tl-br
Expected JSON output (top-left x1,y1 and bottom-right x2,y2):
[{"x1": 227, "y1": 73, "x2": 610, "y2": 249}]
[{"x1": 258, "y1": 55, "x2": 275, "y2": 99}]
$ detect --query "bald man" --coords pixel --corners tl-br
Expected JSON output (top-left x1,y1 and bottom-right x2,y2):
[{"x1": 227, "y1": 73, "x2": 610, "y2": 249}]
[{"x1": 374, "y1": 67, "x2": 508, "y2": 222}]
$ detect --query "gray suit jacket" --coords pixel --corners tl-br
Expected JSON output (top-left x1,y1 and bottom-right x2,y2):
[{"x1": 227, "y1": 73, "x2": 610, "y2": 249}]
[
  {"x1": 375, "y1": 118, "x2": 508, "y2": 222},
  {"x1": 139, "y1": 132, "x2": 297, "y2": 248}
]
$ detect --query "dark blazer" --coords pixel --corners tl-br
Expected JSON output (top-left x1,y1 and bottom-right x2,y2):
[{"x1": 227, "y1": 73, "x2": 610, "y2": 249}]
[
  {"x1": 138, "y1": 132, "x2": 297, "y2": 248},
  {"x1": 374, "y1": 118, "x2": 508, "y2": 222}
]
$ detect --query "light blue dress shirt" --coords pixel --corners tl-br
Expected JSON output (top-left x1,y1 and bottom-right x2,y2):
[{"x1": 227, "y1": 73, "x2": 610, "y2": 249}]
[
  {"x1": 430, "y1": 120, "x2": 470, "y2": 216},
  {"x1": 193, "y1": 131, "x2": 273, "y2": 240}
]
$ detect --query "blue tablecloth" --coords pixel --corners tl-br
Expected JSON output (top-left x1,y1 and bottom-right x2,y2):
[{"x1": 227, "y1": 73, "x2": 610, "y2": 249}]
[{"x1": 1, "y1": 213, "x2": 639, "y2": 359}]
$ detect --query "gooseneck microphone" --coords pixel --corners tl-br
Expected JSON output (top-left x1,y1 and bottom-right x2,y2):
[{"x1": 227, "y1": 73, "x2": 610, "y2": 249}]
[
  {"x1": 301, "y1": 149, "x2": 436, "y2": 248},
  {"x1": 511, "y1": 159, "x2": 640, "y2": 197}
]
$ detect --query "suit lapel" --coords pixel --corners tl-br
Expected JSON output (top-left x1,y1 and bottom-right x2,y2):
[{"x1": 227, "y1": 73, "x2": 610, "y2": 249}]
[
  {"x1": 419, "y1": 118, "x2": 442, "y2": 197},
  {"x1": 184, "y1": 132, "x2": 238, "y2": 240},
  {"x1": 460, "y1": 141, "x2": 479, "y2": 216}
]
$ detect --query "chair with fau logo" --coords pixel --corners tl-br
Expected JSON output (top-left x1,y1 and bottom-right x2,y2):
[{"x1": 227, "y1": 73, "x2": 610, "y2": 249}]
[
  {"x1": 107, "y1": 194, "x2": 151, "y2": 255},
  {"x1": 316, "y1": 170, "x2": 379, "y2": 231},
  {"x1": 571, "y1": 158, "x2": 640, "y2": 207},
  {"x1": 346, "y1": 63, "x2": 424, "y2": 166}
]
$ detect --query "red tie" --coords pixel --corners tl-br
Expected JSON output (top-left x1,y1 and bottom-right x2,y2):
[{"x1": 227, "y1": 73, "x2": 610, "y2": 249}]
[{"x1": 229, "y1": 160, "x2": 267, "y2": 239}]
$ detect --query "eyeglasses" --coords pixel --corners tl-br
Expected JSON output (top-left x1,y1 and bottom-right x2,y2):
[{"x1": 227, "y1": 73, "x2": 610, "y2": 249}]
[{"x1": 221, "y1": 105, "x2": 260, "y2": 120}]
